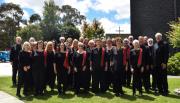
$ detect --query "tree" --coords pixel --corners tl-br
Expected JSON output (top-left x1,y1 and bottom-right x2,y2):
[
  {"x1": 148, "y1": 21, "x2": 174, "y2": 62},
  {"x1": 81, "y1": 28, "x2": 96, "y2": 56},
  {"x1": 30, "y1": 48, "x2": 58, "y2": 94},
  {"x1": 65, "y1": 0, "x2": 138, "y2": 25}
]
[
  {"x1": 60, "y1": 5, "x2": 86, "y2": 26},
  {"x1": 167, "y1": 18, "x2": 180, "y2": 48},
  {"x1": 29, "y1": 13, "x2": 41, "y2": 24},
  {"x1": 0, "y1": 3, "x2": 24, "y2": 46},
  {"x1": 17, "y1": 24, "x2": 43, "y2": 41},
  {"x1": 41, "y1": 0, "x2": 60, "y2": 40},
  {"x1": 82, "y1": 19, "x2": 105, "y2": 39}
]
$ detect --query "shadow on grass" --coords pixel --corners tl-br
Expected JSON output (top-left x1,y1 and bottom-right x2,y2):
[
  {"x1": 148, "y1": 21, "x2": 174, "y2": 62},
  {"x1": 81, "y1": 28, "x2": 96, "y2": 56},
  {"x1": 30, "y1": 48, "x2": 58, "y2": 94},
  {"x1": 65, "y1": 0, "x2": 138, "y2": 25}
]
[
  {"x1": 96, "y1": 92, "x2": 114, "y2": 99},
  {"x1": 138, "y1": 94, "x2": 156, "y2": 101},
  {"x1": 120, "y1": 94, "x2": 137, "y2": 101},
  {"x1": 58, "y1": 93, "x2": 75, "y2": 99}
]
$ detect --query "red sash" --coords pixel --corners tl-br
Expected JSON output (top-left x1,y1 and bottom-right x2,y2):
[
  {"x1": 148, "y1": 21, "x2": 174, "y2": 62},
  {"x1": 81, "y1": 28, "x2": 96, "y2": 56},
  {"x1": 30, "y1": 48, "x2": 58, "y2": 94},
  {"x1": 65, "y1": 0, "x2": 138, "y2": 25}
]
[
  {"x1": 44, "y1": 51, "x2": 47, "y2": 65},
  {"x1": 123, "y1": 47, "x2": 130, "y2": 65},
  {"x1": 138, "y1": 48, "x2": 143, "y2": 65},
  {"x1": 82, "y1": 51, "x2": 87, "y2": 66},
  {"x1": 101, "y1": 48, "x2": 105, "y2": 67},
  {"x1": 64, "y1": 51, "x2": 69, "y2": 69}
]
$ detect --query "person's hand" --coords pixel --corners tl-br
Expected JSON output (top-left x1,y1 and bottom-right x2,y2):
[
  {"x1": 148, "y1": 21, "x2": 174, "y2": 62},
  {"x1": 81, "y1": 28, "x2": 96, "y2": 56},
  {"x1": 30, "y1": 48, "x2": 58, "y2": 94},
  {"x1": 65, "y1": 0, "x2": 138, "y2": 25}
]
[
  {"x1": 27, "y1": 66, "x2": 30, "y2": 70},
  {"x1": 68, "y1": 67, "x2": 71, "y2": 74},
  {"x1": 54, "y1": 69, "x2": 57, "y2": 74},
  {"x1": 131, "y1": 68, "x2": 134, "y2": 73},
  {"x1": 110, "y1": 61, "x2": 113, "y2": 67},
  {"x1": 105, "y1": 66, "x2": 108, "y2": 71},
  {"x1": 90, "y1": 66, "x2": 93, "y2": 71},
  {"x1": 83, "y1": 66, "x2": 86, "y2": 71},
  {"x1": 125, "y1": 65, "x2": 128, "y2": 71},
  {"x1": 74, "y1": 67, "x2": 77, "y2": 72},
  {"x1": 141, "y1": 67, "x2": 144, "y2": 73},
  {"x1": 161, "y1": 63, "x2": 166, "y2": 69},
  {"x1": 23, "y1": 66, "x2": 28, "y2": 72},
  {"x1": 10, "y1": 62, "x2": 13, "y2": 65}
]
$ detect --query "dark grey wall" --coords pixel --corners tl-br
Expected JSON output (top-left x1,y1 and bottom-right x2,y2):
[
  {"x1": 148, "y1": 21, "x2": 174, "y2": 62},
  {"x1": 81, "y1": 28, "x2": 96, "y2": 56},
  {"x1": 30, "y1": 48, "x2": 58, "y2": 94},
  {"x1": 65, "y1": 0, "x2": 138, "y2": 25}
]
[{"x1": 130, "y1": 0, "x2": 178, "y2": 39}]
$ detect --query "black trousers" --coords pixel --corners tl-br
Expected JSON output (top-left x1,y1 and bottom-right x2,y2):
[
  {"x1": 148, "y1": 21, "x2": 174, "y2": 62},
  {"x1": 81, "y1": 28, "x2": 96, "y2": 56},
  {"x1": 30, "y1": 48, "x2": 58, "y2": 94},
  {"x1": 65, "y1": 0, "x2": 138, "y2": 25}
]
[
  {"x1": 142, "y1": 67, "x2": 151, "y2": 91},
  {"x1": 157, "y1": 66, "x2": 168, "y2": 94},
  {"x1": 92, "y1": 67, "x2": 106, "y2": 93},
  {"x1": 12, "y1": 62, "x2": 19, "y2": 85},
  {"x1": 152, "y1": 66, "x2": 158, "y2": 90},
  {"x1": 124, "y1": 66, "x2": 131, "y2": 86},
  {"x1": 132, "y1": 70, "x2": 142, "y2": 94},
  {"x1": 45, "y1": 68, "x2": 56, "y2": 90},
  {"x1": 113, "y1": 70, "x2": 123, "y2": 94},
  {"x1": 57, "y1": 70, "x2": 68, "y2": 94},
  {"x1": 32, "y1": 70, "x2": 45, "y2": 94}
]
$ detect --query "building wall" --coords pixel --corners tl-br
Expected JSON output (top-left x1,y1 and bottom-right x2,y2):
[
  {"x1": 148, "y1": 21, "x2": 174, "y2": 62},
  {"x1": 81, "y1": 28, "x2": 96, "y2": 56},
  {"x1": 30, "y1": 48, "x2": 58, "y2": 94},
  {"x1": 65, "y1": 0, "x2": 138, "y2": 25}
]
[{"x1": 130, "y1": 0, "x2": 177, "y2": 39}]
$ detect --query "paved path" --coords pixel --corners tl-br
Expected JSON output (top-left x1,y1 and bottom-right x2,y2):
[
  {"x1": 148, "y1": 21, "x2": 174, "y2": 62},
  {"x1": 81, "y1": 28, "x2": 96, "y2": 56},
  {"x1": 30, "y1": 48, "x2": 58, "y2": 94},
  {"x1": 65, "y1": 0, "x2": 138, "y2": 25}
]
[
  {"x1": 0, "y1": 63, "x2": 180, "y2": 78},
  {"x1": 0, "y1": 91, "x2": 24, "y2": 103}
]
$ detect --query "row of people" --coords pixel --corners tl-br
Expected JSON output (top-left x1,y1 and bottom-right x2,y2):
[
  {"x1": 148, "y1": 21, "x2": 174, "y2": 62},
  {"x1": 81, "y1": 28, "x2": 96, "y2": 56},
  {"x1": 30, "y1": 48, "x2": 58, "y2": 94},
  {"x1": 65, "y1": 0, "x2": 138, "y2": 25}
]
[{"x1": 10, "y1": 33, "x2": 169, "y2": 98}]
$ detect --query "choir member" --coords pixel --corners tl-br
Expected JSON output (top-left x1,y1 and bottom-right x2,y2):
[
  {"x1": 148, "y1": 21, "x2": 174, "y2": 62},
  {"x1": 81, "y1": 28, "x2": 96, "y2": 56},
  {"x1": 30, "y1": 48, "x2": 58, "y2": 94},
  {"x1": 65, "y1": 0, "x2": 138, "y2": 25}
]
[
  {"x1": 112, "y1": 37, "x2": 124, "y2": 96},
  {"x1": 59, "y1": 36, "x2": 65, "y2": 43},
  {"x1": 17, "y1": 42, "x2": 32, "y2": 97},
  {"x1": 91, "y1": 39, "x2": 106, "y2": 93},
  {"x1": 73, "y1": 42, "x2": 88, "y2": 94},
  {"x1": 128, "y1": 35, "x2": 134, "y2": 49},
  {"x1": 139, "y1": 36, "x2": 150, "y2": 92},
  {"x1": 123, "y1": 38, "x2": 131, "y2": 87},
  {"x1": 54, "y1": 43, "x2": 70, "y2": 95},
  {"x1": 130, "y1": 40, "x2": 143, "y2": 96},
  {"x1": 44, "y1": 41, "x2": 56, "y2": 91},
  {"x1": 10, "y1": 36, "x2": 22, "y2": 86},
  {"x1": 154, "y1": 33, "x2": 169, "y2": 96},
  {"x1": 31, "y1": 41, "x2": 45, "y2": 96}
]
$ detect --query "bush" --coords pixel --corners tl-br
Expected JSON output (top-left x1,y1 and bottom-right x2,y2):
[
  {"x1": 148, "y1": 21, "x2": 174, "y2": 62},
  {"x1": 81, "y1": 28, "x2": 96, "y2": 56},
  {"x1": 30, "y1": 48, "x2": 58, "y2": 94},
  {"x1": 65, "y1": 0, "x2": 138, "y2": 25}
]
[{"x1": 167, "y1": 52, "x2": 180, "y2": 75}]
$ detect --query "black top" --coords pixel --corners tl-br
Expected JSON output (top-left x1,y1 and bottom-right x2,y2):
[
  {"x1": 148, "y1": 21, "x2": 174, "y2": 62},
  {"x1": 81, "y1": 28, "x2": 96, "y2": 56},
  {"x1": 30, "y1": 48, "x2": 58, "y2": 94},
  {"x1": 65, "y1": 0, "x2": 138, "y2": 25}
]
[
  {"x1": 113, "y1": 48, "x2": 123, "y2": 71},
  {"x1": 130, "y1": 49, "x2": 142, "y2": 68},
  {"x1": 10, "y1": 44, "x2": 22, "y2": 62},
  {"x1": 73, "y1": 52, "x2": 84, "y2": 71},
  {"x1": 55, "y1": 52, "x2": 66, "y2": 73},
  {"x1": 32, "y1": 51, "x2": 44, "y2": 71},
  {"x1": 19, "y1": 51, "x2": 32, "y2": 71}
]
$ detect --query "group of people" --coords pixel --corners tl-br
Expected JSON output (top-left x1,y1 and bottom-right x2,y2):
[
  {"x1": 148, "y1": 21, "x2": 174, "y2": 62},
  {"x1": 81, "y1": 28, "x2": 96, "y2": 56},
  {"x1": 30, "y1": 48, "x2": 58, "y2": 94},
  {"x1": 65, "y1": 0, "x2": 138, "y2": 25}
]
[{"x1": 10, "y1": 32, "x2": 169, "y2": 98}]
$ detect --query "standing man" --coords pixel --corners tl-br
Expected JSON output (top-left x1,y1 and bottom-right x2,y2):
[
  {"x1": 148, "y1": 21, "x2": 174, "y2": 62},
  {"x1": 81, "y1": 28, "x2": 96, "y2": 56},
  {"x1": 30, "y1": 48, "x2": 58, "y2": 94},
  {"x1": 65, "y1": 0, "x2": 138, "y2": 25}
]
[
  {"x1": 154, "y1": 33, "x2": 169, "y2": 96},
  {"x1": 10, "y1": 36, "x2": 22, "y2": 86}
]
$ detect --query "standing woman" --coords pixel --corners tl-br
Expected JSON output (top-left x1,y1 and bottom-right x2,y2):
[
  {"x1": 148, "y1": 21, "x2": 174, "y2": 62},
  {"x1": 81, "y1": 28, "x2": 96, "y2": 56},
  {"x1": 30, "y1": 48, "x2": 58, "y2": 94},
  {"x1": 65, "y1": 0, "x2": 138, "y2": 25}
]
[
  {"x1": 16, "y1": 42, "x2": 32, "y2": 97},
  {"x1": 112, "y1": 37, "x2": 124, "y2": 96},
  {"x1": 130, "y1": 40, "x2": 144, "y2": 96},
  {"x1": 54, "y1": 43, "x2": 70, "y2": 95},
  {"x1": 31, "y1": 41, "x2": 45, "y2": 95},
  {"x1": 73, "y1": 42, "x2": 88, "y2": 94},
  {"x1": 44, "y1": 41, "x2": 56, "y2": 91}
]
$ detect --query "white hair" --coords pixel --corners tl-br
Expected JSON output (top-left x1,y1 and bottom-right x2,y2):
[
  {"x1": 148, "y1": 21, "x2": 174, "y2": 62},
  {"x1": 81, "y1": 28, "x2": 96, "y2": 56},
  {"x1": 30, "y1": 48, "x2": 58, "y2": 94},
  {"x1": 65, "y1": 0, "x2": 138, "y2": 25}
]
[
  {"x1": 132, "y1": 39, "x2": 139, "y2": 46},
  {"x1": 59, "y1": 37, "x2": 65, "y2": 40},
  {"x1": 22, "y1": 41, "x2": 31, "y2": 51},
  {"x1": 155, "y1": 32, "x2": 162, "y2": 38},
  {"x1": 148, "y1": 38, "x2": 154, "y2": 46},
  {"x1": 123, "y1": 38, "x2": 129, "y2": 43},
  {"x1": 88, "y1": 40, "x2": 95, "y2": 45}
]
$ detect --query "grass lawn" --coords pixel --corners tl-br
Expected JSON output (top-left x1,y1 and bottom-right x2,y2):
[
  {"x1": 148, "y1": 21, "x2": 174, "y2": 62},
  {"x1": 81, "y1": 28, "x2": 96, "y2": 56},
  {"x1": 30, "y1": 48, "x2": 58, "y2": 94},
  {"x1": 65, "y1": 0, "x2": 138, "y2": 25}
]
[{"x1": 0, "y1": 77, "x2": 179, "y2": 103}]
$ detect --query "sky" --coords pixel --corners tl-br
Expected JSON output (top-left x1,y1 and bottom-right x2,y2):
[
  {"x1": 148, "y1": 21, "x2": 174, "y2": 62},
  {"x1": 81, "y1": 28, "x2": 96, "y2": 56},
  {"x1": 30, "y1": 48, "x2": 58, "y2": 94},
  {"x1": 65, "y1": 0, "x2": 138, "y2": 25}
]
[{"x1": 0, "y1": 0, "x2": 131, "y2": 34}]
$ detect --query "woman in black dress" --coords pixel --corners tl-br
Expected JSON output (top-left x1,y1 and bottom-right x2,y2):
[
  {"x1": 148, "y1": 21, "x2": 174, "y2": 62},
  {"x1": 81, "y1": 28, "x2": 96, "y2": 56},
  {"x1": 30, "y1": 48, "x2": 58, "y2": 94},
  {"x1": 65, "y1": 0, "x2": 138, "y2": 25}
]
[
  {"x1": 73, "y1": 42, "x2": 88, "y2": 94},
  {"x1": 17, "y1": 42, "x2": 32, "y2": 97},
  {"x1": 32, "y1": 40, "x2": 45, "y2": 95},
  {"x1": 130, "y1": 40, "x2": 144, "y2": 96},
  {"x1": 44, "y1": 41, "x2": 56, "y2": 91},
  {"x1": 112, "y1": 37, "x2": 124, "y2": 96},
  {"x1": 54, "y1": 43, "x2": 70, "y2": 95}
]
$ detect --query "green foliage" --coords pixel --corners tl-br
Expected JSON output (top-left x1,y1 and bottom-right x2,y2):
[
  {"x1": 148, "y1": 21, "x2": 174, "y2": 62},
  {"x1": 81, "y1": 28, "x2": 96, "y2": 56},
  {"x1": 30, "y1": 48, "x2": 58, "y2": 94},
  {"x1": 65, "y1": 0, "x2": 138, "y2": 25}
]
[
  {"x1": 0, "y1": 32, "x2": 9, "y2": 50},
  {"x1": 167, "y1": 52, "x2": 180, "y2": 75},
  {"x1": 82, "y1": 19, "x2": 105, "y2": 39},
  {"x1": 29, "y1": 13, "x2": 41, "y2": 24},
  {"x1": 16, "y1": 24, "x2": 43, "y2": 41},
  {"x1": 167, "y1": 18, "x2": 180, "y2": 48}
]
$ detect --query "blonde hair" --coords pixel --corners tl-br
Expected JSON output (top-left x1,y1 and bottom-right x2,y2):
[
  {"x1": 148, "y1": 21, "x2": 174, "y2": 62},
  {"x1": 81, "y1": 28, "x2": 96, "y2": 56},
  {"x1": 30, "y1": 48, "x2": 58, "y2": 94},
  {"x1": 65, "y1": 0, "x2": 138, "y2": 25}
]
[
  {"x1": 45, "y1": 41, "x2": 54, "y2": 52},
  {"x1": 22, "y1": 41, "x2": 31, "y2": 51}
]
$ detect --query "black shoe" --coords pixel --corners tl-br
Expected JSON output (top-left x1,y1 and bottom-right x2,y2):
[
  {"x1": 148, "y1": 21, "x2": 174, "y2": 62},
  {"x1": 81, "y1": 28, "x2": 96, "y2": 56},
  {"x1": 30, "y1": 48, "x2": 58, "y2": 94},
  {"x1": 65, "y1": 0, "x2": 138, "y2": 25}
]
[
  {"x1": 133, "y1": 92, "x2": 136, "y2": 96},
  {"x1": 23, "y1": 92, "x2": 28, "y2": 96},
  {"x1": 16, "y1": 94, "x2": 22, "y2": 98},
  {"x1": 115, "y1": 93, "x2": 119, "y2": 97}
]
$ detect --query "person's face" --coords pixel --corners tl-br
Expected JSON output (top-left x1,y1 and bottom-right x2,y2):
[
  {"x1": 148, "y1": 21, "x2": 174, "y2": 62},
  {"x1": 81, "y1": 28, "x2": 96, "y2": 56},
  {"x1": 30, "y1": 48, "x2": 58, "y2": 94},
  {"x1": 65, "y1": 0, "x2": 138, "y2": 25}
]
[
  {"x1": 138, "y1": 37, "x2": 144, "y2": 45},
  {"x1": 60, "y1": 43, "x2": 65, "y2": 50},
  {"x1": 129, "y1": 37, "x2": 133, "y2": 43},
  {"x1": 16, "y1": 38, "x2": 22, "y2": 44},
  {"x1": 107, "y1": 41, "x2": 112, "y2": 47},
  {"x1": 156, "y1": 36, "x2": 162, "y2": 42},
  {"x1": 48, "y1": 44, "x2": 53, "y2": 51},
  {"x1": 134, "y1": 42, "x2": 139, "y2": 48},
  {"x1": 96, "y1": 41, "x2": 101, "y2": 47},
  {"x1": 24, "y1": 44, "x2": 31, "y2": 51},
  {"x1": 89, "y1": 43, "x2": 94, "y2": 48},
  {"x1": 78, "y1": 45, "x2": 84, "y2": 50},
  {"x1": 148, "y1": 40, "x2": 153, "y2": 46},
  {"x1": 116, "y1": 40, "x2": 122, "y2": 47},
  {"x1": 38, "y1": 42, "x2": 43, "y2": 50},
  {"x1": 123, "y1": 41, "x2": 129, "y2": 47}
]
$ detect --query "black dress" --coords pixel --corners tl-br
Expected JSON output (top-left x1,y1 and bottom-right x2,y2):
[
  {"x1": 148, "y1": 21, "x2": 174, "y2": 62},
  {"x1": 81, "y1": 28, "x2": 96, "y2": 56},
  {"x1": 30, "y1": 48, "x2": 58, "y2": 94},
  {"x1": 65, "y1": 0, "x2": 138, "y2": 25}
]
[
  {"x1": 55, "y1": 52, "x2": 68, "y2": 94},
  {"x1": 17, "y1": 51, "x2": 32, "y2": 96},
  {"x1": 45, "y1": 51, "x2": 56, "y2": 90},
  {"x1": 73, "y1": 51, "x2": 88, "y2": 94},
  {"x1": 112, "y1": 48, "x2": 124, "y2": 95},
  {"x1": 32, "y1": 51, "x2": 45, "y2": 94}
]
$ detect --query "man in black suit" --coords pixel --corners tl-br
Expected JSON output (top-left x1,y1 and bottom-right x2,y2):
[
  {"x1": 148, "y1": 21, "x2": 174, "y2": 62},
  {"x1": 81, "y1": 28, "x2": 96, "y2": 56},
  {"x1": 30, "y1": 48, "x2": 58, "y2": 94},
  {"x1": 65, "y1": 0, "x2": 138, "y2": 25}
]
[
  {"x1": 154, "y1": 33, "x2": 169, "y2": 96},
  {"x1": 10, "y1": 36, "x2": 22, "y2": 86}
]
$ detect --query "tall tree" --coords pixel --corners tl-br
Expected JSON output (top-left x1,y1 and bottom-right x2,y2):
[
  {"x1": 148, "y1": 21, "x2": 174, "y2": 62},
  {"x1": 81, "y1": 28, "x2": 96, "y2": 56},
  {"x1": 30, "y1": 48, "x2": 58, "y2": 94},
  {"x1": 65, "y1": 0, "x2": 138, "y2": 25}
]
[
  {"x1": 41, "y1": 0, "x2": 60, "y2": 40},
  {"x1": 60, "y1": 5, "x2": 86, "y2": 26},
  {"x1": 29, "y1": 13, "x2": 41, "y2": 24},
  {"x1": 0, "y1": 3, "x2": 24, "y2": 46}
]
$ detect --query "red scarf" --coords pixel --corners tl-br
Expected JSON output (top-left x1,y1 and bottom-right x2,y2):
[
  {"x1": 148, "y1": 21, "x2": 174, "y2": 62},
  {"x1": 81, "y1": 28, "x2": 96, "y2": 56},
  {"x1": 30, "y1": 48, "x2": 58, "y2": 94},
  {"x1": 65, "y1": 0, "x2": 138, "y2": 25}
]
[
  {"x1": 64, "y1": 51, "x2": 69, "y2": 69},
  {"x1": 138, "y1": 48, "x2": 143, "y2": 65},
  {"x1": 82, "y1": 51, "x2": 87, "y2": 66},
  {"x1": 123, "y1": 47, "x2": 130, "y2": 65},
  {"x1": 101, "y1": 48, "x2": 105, "y2": 67},
  {"x1": 44, "y1": 51, "x2": 47, "y2": 65}
]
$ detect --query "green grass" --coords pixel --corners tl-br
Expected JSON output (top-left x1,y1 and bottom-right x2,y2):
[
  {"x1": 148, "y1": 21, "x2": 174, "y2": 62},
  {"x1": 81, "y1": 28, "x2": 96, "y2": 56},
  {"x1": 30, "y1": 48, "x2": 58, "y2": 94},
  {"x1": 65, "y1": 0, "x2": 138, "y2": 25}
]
[{"x1": 0, "y1": 77, "x2": 180, "y2": 103}]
